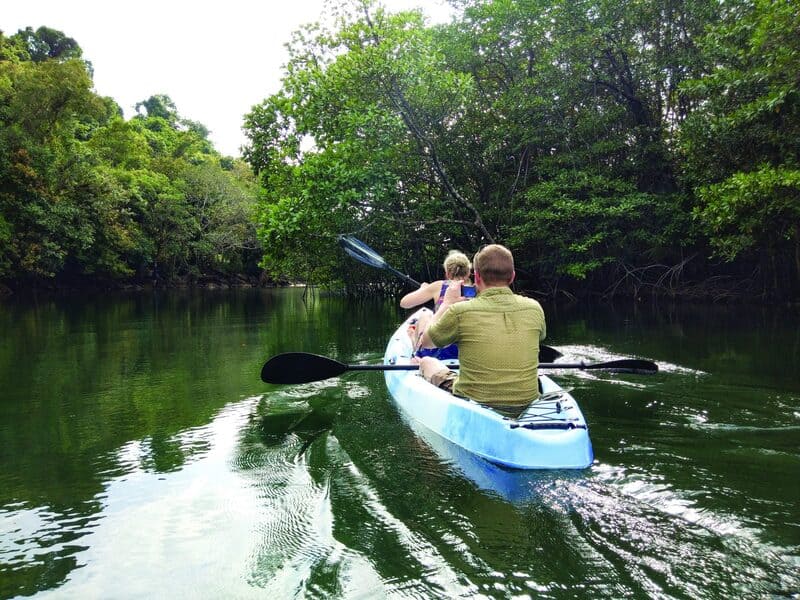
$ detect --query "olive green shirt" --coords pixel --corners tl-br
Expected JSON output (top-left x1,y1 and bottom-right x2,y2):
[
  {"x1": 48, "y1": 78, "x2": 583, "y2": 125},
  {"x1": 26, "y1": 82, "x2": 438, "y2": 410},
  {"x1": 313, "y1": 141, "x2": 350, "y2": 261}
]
[{"x1": 427, "y1": 287, "x2": 546, "y2": 407}]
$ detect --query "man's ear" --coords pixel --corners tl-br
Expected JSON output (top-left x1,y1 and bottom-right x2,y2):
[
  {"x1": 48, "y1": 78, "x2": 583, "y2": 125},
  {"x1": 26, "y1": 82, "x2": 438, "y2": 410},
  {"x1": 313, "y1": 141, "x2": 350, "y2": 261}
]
[{"x1": 509, "y1": 270, "x2": 516, "y2": 284}]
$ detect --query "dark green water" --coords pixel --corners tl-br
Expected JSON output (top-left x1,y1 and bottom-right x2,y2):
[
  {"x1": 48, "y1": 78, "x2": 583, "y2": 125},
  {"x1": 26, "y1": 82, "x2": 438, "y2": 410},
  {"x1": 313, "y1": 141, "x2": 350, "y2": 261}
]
[{"x1": 1, "y1": 289, "x2": 798, "y2": 599}]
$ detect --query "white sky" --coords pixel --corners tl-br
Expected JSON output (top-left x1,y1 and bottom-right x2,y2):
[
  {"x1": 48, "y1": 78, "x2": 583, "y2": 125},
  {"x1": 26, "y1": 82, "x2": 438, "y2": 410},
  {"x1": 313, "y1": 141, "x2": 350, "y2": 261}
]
[{"x1": 3, "y1": 0, "x2": 456, "y2": 157}]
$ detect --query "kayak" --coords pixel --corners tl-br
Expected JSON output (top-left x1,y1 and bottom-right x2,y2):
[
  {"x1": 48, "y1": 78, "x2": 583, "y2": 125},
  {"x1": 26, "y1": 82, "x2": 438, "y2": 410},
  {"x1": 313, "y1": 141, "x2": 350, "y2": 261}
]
[{"x1": 383, "y1": 308, "x2": 594, "y2": 470}]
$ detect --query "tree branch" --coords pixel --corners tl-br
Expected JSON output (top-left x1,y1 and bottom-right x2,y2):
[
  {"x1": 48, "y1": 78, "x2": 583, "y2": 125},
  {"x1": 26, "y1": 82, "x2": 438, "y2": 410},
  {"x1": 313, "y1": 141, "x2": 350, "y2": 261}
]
[{"x1": 361, "y1": 5, "x2": 495, "y2": 243}]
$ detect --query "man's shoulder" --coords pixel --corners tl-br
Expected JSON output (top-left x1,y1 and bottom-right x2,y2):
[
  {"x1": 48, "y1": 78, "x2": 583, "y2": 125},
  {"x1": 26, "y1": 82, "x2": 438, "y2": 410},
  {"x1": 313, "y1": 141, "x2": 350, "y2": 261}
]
[
  {"x1": 453, "y1": 289, "x2": 543, "y2": 312},
  {"x1": 512, "y1": 293, "x2": 543, "y2": 309}
]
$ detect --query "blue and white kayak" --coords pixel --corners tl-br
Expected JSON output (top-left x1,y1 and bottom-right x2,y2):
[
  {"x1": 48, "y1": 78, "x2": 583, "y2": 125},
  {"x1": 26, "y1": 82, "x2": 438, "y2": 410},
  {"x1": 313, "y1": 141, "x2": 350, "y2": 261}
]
[{"x1": 383, "y1": 309, "x2": 594, "y2": 470}]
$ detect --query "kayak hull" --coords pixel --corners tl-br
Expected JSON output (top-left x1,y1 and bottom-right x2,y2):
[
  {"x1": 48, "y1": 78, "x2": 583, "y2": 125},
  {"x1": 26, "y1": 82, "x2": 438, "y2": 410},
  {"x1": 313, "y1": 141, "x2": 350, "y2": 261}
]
[{"x1": 383, "y1": 309, "x2": 594, "y2": 470}]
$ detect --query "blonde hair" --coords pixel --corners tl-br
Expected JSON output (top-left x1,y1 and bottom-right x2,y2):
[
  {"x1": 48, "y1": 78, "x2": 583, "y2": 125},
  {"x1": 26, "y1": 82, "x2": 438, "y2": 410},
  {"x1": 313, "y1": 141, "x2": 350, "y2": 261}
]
[
  {"x1": 443, "y1": 250, "x2": 471, "y2": 280},
  {"x1": 474, "y1": 244, "x2": 514, "y2": 284}
]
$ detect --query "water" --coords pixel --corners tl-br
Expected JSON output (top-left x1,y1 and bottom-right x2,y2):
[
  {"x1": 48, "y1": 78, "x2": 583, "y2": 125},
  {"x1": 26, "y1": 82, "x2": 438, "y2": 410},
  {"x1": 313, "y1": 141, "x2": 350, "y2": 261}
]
[{"x1": 0, "y1": 289, "x2": 798, "y2": 599}]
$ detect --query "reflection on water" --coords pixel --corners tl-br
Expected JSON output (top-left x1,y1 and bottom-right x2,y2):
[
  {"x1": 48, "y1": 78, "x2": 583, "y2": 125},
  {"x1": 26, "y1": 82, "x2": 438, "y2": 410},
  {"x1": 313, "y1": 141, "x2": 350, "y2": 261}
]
[{"x1": 1, "y1": 290, "x2": 798, "y2": 598}]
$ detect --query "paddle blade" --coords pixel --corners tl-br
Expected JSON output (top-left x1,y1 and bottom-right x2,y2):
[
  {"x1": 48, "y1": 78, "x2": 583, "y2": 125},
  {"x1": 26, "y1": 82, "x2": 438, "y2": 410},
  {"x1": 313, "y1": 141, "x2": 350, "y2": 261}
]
[
  {"x1": 261, "y1": 353, "x2": 348, "y2": 384},
  {"x1": 338, "y1": 235, "x2": 387, "y2": 270},
  {"x1": 539, "y1": 359, "x2": 659, "y2": 374},
  {"x1": 591, "y1": 359, "x2": 658, "y2": 374},
  {"x1": 539, "y1": 345, "x2": 562, "y2": 363}
]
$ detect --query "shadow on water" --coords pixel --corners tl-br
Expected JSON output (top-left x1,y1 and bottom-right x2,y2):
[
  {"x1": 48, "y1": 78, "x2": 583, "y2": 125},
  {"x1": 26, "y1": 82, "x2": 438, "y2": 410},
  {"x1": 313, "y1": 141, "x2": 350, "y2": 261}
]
[{"x1": 254, "y1": 395, "x2": 339, "y2": 456}]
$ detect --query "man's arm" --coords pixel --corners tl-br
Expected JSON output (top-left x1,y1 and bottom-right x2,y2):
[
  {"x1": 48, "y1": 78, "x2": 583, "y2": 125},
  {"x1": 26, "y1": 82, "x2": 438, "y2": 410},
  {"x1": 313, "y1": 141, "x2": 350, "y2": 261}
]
[
  {"x1": 418, "y1": 283, "x2": 462, "y2": 349},
  {"x1": 418, "y1": 325, "x2": 437, "y2": 350}
]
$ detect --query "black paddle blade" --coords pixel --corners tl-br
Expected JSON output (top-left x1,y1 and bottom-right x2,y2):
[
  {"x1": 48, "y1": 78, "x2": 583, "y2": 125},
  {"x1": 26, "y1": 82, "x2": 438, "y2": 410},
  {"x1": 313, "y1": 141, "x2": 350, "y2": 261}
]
[
  {"x1": 539, "y1": 345, "x2": 562, "y2": 363},
  {"x1": 602, "y1": 360, "x2": 659, "y2": 374},
  {"x1": 261, "y1": 353, "x2": 348, "y2": 384},
  {"x1": 591, "y1": 359, "x2": 659, "y2": 374},
  {"x1": 538, "y1": 359, "x2": 659, "y2": 374}
]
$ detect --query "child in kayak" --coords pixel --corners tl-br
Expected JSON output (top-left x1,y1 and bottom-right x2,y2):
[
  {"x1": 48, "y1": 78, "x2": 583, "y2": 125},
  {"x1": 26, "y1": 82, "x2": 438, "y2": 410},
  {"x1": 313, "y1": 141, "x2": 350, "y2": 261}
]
[{"x1": 401, "y1": 250, "x2": 474, "y2": 360}]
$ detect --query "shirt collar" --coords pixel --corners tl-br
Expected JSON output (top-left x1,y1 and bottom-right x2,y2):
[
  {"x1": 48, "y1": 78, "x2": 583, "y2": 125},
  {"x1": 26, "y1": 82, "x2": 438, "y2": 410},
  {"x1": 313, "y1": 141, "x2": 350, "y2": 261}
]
[{"x1": 478, "y1": 286, "x2": 512, "y2": 297}]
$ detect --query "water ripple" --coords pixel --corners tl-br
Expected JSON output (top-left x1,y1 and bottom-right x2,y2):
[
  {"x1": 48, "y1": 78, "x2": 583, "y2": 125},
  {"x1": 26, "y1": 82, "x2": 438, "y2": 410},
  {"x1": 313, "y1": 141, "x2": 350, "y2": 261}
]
[
  {"x1": 0, "y1": 502, "x2": 101, "y2": 586},
  {"x1": 561, "y1": 464, "x2": 800, "y2": 597},
  {"x1": 557, "y1": 343, "x2": 705, "y2": 376}
]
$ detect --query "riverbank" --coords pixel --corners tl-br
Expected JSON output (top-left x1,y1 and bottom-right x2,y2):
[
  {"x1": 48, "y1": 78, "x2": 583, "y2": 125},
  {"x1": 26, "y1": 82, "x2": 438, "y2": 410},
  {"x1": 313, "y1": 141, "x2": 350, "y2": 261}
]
[
  {"x1": 0, "y1": 272, "x2": 277, "y2": 297},
  {"x1": 2, "y1": 274, "x2": 798, "y2": 306}
]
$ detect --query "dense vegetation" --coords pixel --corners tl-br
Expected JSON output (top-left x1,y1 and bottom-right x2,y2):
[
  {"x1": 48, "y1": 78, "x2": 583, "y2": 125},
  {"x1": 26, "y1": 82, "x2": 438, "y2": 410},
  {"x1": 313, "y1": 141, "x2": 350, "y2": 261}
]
[
  {"x1": 0, "y1": 26, "x2": 261, "y2": 291},
  {"x1": 243, "y1": 0, "x2": 800, "y2": 301},
  {"x1": 2, "y1": 0, "x2": 799, "y2": 301}
]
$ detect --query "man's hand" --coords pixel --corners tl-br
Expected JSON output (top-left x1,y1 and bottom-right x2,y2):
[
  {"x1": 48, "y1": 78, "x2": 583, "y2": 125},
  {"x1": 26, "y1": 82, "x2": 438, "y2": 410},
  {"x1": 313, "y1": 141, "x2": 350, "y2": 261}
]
[
  {"x1": 440, "y1": 280, "x2": 467, "y2": 308},
  {"x1": 418, "y1": 281, "x2": 464, "y2": 350}
]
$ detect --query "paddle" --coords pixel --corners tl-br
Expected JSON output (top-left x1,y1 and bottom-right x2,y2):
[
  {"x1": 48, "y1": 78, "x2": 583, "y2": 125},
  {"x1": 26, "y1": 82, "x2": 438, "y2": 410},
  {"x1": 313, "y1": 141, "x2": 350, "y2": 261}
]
[
  {"x1": 337, "y1": 234, "x2": 563, "y2": 363},
  {"x1": 261, "y1": 352, "x2": 659, "y2": 384},
  {"x1": 338, "y1": 235, "x2": 421, "y2": 287}
]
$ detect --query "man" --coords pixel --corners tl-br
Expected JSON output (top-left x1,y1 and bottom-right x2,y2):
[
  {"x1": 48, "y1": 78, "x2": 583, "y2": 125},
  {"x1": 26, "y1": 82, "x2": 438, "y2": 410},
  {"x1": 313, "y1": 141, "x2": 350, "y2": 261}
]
[{"x1": 415, "y1": 244, "x2": 546, "y2": 418}]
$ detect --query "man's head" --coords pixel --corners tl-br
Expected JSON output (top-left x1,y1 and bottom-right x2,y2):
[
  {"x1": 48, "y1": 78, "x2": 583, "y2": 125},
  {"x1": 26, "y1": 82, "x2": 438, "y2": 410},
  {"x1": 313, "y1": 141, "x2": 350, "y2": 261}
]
[{"x1": 473, "y1": 244, "x2": 515, "y2": 288}]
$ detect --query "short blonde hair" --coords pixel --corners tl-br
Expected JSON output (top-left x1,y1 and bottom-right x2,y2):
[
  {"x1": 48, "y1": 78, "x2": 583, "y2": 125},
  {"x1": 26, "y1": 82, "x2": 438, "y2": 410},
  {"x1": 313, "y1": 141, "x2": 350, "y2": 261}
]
[
  {"x1": 474, "y1": 244, "x2": 514, "y2": 284},
  {"x1": 443, "y1": 250, "x2": 471, "y2": 279}
]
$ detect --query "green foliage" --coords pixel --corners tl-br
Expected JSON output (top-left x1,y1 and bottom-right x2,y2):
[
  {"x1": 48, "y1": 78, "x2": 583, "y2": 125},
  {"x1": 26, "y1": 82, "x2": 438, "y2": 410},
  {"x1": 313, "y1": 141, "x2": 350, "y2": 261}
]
[
  {"x1": 4, "y1": 1, "x2": 800, "y2": 298},
  {"x1": 510, "y1": 171, "x2": 688, "y2": 281},
  {"x1": 695, "y1": 166, "x2": 800, "y2": 259},
  {"x1": 87, "y1": 117, "x2": 151, "y2": 169},
  {"x1": 0, "y1": 54, "x2": 106, "y2": 278},
  {"x1": 244, "y1": 7, "x2": 454, "y2": 283},
  {"x1": 243, "y1": 0, "x2": 703, "y2": 293},
  {"x1": 0, "y1": 27, "x2": 261, "y2": 286},
  {"x1": 182, "y1": 160, "x2": 261, "y2": 274},
  {"x1": 680, "y1": 0, "x2": 800, "y2": 292},
  {"x1": 13, "y1": 26, "x2": 83, "y2": 62},
  {"x1": 238, "y1": 0, "x2": 799, "y2": 298},
  {"x1": 135, "y1": 93, "x2": 178, "y2": 123},
  {"x1": 0, "y1": 31, "x2": 29, "y2": 62}
]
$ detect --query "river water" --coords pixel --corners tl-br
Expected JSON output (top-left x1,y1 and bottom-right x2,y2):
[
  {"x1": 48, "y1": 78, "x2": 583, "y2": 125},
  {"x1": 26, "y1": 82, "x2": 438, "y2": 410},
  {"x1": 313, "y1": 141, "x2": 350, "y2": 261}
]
[{"x1": 0, "y1": 288, "x2": 798, "y2": 599}]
